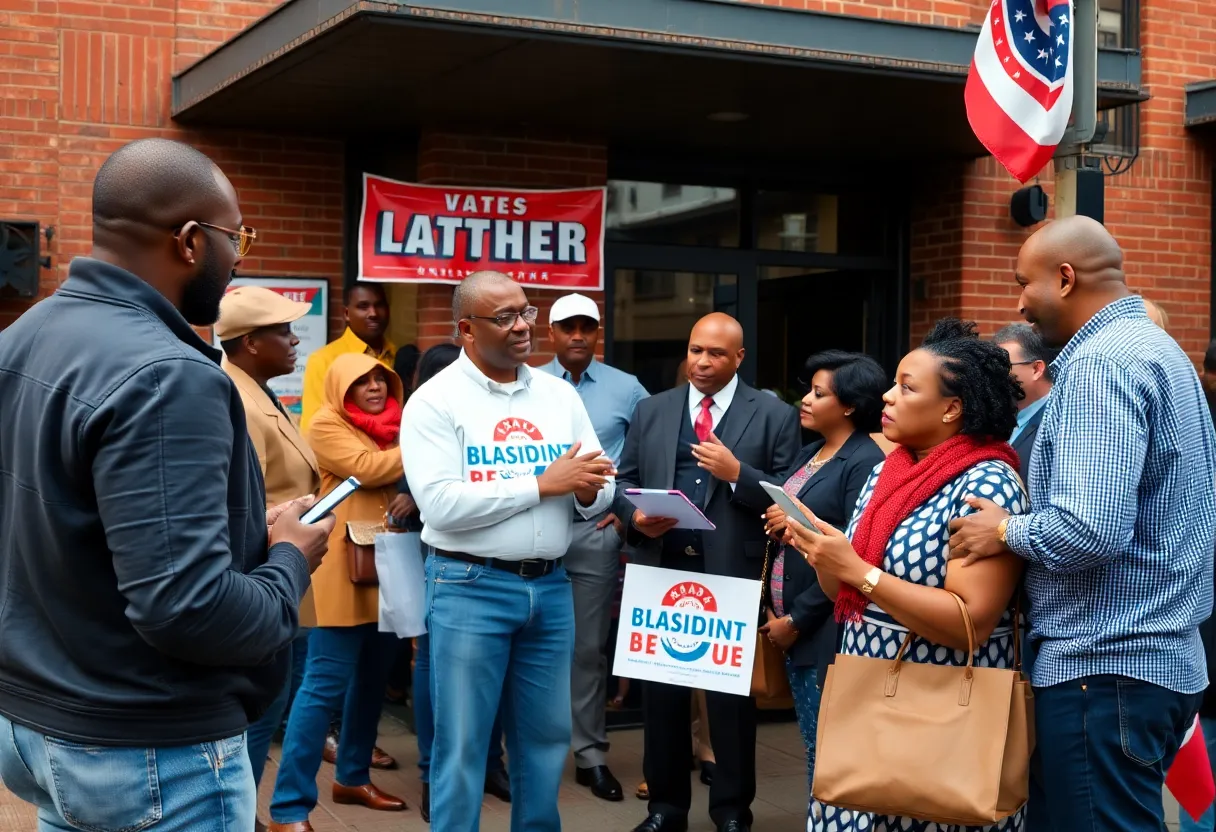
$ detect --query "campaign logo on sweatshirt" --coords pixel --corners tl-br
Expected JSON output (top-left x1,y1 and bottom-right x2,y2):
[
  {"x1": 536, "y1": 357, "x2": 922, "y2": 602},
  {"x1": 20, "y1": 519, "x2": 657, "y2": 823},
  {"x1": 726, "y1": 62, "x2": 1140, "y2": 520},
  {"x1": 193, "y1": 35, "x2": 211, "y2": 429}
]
[{"x1": 465, "y1": 417, "x2": 572, "y2": 481}]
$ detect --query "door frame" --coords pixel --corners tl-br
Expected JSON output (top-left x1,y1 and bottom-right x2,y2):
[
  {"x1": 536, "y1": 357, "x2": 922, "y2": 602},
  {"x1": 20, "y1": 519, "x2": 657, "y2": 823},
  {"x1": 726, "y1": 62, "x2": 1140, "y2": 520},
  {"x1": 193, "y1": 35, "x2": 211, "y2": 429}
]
[{"x1": 605, "y1": 242, "x2": 906, "y2": 387}]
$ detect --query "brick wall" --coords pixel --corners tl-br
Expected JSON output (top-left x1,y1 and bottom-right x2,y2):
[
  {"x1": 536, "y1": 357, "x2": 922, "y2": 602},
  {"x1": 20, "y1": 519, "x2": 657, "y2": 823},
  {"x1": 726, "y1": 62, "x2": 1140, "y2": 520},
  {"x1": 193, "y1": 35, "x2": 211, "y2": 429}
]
[
  {"x1": 0, "y1": 0, "x2": 345, "y2": 333},
  {"x1": 739, "y1": 0, "x2": 1216, "y2": 364},
  {"x1": 411, "y1": 130, "x2": 609, "y2": 365}
]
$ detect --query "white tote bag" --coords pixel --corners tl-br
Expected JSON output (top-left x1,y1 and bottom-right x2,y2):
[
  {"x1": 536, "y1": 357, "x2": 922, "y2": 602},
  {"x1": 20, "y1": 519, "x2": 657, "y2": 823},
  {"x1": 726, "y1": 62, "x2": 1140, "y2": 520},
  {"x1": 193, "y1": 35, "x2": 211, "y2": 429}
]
[{"x1": 374, "y1": 532, "x2": 428, "y2": 638}]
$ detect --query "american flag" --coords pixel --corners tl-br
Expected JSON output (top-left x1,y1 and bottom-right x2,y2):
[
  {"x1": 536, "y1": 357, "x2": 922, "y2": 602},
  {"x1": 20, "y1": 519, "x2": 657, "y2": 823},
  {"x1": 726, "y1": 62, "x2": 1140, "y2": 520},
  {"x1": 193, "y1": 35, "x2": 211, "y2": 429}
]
[
  {"x1": 1168, "y1": 715, "x2": 1216, "y2": 822},
  {"x1": 964, "y1": 0, "x2": 1074, "y2": 182}
]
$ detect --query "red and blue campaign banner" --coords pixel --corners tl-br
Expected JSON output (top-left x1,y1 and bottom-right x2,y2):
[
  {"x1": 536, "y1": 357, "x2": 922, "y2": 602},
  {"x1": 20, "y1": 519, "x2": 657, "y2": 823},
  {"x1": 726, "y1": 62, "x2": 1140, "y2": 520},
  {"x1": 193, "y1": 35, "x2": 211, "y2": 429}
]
[
  {"x1": 613, "y1": 564, "x2": 762, "y2": 696},
  {"x1": 357, "y1": 174, "x2": 605, "y2": 290}
]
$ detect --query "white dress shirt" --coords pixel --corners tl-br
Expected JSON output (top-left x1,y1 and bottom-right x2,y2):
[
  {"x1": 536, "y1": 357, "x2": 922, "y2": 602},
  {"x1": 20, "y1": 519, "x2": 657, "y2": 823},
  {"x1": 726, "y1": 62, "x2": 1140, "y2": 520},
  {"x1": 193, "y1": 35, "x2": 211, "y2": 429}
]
[
  {"x1": 401, "y1": 351, "x2": 615, "y2": 561},
  {"x1": 686, "y1": 373, "x2": 739, "y2": 431},
  {"x1": 686, "y1": 374, "x2": 740, "y2": 490}
]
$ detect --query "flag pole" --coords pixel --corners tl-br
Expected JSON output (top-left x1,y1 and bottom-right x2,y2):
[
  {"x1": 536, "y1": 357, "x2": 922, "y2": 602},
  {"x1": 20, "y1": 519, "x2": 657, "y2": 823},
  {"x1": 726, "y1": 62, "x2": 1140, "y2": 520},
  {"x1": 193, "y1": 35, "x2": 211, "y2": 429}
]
[{"x1": 1053, "y1": 0, "x2": 1102, "y2": 221}]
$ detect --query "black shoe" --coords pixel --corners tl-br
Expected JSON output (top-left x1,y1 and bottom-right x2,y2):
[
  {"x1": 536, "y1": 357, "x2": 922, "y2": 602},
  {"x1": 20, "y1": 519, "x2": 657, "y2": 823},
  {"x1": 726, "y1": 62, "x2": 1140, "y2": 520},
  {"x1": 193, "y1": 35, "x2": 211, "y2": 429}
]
[
  {"x1": 576, "y1": 765, "x2": 624, "y2": 801},
  {"x1": 699, "y1": 761, "x2": 716, "y2": 786},
  {"x1": 632, "y1": 814, "x2": 688, "y2": 832},
  {"x1": 484, "y1": 768, "x2": 511, "y2": 803},
  {"x1": 717, "y1": 822, "x2": 749, "y2": 832},
  {"x1": 420, "y1": 783, "x2": 430, "y2": 824}
]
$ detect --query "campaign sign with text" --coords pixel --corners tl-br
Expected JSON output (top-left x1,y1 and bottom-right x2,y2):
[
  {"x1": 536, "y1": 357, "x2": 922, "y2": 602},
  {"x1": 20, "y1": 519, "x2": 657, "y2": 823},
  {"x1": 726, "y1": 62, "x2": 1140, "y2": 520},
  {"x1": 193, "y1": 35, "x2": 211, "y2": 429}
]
[
  {"x1": 211, "y1": 277, "x2": 328, "y2": 416},
  {"x1": 358, "y1": 174, "x2": 605, "y2": 290},
  {"x1": 613, "y1": 564, "x2": 761, "y2": 696}
]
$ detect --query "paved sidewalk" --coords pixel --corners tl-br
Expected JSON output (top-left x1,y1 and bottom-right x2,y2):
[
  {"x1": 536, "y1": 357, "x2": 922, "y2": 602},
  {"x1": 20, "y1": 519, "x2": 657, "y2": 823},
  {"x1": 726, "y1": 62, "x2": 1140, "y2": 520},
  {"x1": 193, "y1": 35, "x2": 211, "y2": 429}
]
[{"x1": 0, "y1": 714, "x2": 1189, "y2": 830}]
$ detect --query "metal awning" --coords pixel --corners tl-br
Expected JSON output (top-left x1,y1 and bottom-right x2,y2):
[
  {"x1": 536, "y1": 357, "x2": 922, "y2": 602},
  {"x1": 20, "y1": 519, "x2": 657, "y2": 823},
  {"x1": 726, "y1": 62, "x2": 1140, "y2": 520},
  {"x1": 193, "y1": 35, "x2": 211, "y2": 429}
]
[
  {"x1": 1185, "y1": 81, "x2": 1216, "y2": 133},
  {"x1": 172, "y1": 0, "x2": 1146, "y2": 163}
]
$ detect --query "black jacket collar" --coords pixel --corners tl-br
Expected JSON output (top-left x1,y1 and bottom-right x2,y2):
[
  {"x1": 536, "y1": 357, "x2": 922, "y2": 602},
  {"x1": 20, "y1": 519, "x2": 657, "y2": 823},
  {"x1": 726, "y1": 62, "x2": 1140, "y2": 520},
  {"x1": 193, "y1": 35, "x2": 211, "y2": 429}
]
[{"x1": 58, "y1": 257, "x2": 222, "y2": 365}]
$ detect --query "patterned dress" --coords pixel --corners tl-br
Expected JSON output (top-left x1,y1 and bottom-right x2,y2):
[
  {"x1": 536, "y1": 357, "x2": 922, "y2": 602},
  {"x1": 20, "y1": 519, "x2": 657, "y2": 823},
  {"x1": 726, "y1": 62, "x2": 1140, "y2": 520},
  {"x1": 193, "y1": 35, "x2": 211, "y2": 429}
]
[{"x1": 809, "y1": 459, "x2": 1028, "y2": 832}]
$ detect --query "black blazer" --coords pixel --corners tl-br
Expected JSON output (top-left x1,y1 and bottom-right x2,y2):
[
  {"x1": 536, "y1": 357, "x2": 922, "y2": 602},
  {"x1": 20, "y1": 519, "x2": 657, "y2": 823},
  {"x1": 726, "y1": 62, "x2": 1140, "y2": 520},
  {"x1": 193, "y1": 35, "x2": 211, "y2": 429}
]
[
  {"x1": 773, "y1": 432, "x2": 886, "y2": 670},
  {"x1": 1011, "y1": 403, "x2": 1045, "y2": 487},
  {"x1": 615, "y1": 381, "x2": 802, "y2": 580}
]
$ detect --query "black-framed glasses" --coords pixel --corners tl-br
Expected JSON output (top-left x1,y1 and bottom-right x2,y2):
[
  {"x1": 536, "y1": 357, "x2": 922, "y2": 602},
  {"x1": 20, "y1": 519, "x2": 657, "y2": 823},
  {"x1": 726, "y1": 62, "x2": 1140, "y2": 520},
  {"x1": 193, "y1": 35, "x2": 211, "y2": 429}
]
[
  {"x1": 1009, "y1": 360, "x2": 1038, "y2": 367},
  {"x1": 464, "y1": 306, "x2": 539, "y2": 329},
  {"x1": 177, "y1": 222, "x2": 257, "y2": 257}
]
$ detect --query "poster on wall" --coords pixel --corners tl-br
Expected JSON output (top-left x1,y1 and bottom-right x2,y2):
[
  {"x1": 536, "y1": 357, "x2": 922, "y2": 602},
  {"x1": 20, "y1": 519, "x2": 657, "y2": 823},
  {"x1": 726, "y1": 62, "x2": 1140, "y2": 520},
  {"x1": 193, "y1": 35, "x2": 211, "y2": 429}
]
[
  {"x1": 357, "y1": 174, "x2": 605, "y2": 290},
  {"x1": 612, "y1": 564, "x2": 761, "y2": 696},
  {"x1": 212, "y1": 276, "x2": 329, "y2": 417}
]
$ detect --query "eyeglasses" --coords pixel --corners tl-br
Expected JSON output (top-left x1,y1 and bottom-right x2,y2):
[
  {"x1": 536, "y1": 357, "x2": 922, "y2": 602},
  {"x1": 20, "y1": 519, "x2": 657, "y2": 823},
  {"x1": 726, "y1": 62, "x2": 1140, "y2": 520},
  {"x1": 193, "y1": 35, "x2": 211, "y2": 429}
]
[
  {"x1": 1009, "y1": 360, "x2": 1037, "y2": 367},
  {"x1": 177, "y1": 222, "x2": 257, "y2": 257},
  {"x1": 464, "y1": 306, "x2": 539, "y2": 329}
]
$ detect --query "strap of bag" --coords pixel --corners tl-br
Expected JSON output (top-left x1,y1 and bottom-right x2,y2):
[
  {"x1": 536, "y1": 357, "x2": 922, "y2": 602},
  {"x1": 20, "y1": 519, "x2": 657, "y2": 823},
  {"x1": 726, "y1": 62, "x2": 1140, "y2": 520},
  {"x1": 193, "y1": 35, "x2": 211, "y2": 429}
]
[
  {"x1": 886, "y1": 591, "x2": 978, "y2": 705},
  {"x1": 759, "y1": 538, "x2": 773, "y2": 610}
]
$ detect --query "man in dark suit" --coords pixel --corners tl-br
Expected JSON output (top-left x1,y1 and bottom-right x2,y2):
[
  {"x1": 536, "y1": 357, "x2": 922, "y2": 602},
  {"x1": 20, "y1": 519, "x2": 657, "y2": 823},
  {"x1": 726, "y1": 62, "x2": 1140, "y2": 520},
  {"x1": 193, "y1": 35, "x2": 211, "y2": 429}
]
[
  {"x1": 993, "y1": 322, "x2": 1055, "y2": 485},
  {"x1": 615, "y1": 313, "x2": 801, "y2": 832}
]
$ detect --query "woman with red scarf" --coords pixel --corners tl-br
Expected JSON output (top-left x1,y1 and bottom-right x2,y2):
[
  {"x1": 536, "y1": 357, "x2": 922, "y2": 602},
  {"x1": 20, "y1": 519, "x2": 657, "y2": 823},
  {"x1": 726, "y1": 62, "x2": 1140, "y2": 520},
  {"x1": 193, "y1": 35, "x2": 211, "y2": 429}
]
[
  {"x1": 783, "y1": 319, "x2": 1029, "y2": 832},
  {"x1": 267, "y1": 353, "x2": 408, "y2": 832}
]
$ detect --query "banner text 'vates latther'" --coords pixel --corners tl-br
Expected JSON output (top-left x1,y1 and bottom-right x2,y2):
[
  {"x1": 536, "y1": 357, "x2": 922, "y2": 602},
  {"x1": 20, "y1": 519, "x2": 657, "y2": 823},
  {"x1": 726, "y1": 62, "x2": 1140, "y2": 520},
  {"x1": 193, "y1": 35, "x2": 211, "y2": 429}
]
[{"x1": 357, "y1": 174, "x2": 606, "y2": 291}]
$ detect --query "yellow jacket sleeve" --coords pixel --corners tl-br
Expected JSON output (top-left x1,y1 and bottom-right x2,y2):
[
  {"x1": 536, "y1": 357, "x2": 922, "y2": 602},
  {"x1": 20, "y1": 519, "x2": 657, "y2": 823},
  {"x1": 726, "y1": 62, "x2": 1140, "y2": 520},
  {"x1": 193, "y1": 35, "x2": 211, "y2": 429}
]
[{"x1": 300, "y1": 350, "x2": 330, "y2": 434}]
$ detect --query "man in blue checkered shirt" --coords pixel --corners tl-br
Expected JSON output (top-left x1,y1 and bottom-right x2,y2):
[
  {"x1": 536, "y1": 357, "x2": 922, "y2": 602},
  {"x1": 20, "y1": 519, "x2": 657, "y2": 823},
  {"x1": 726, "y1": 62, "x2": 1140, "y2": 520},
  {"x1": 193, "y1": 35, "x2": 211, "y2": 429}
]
[{"x1": 950, "y1": 216, "x2": 1216, "y2": 832}]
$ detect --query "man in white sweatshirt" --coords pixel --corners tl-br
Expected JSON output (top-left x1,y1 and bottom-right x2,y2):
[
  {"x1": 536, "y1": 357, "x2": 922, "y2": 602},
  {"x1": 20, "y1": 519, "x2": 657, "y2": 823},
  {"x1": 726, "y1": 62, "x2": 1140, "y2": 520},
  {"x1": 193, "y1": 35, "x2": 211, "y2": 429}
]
[{"x1": 401, "y1": 271, "x2": 615, "y2": 832}]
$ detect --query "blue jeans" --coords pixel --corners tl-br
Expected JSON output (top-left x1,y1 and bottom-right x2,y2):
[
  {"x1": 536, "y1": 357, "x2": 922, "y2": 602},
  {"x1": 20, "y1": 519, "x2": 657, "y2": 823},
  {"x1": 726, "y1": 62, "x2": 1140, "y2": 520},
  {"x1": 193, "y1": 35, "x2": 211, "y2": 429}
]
[
  {"x1": 414, "y1": 629, "x2": 506, "y2": 782},
  {"x1": 1179, "y1": 716, "x2": 1216, "y2": 831},
  {"x1": 269, "y1": 623, "x2": 401, "y2": 823},
  {"x1": 1028, "y1": 674, "x2": 1201, "y2": 832},
  {"x1": 786, "y1": 660, "x2": 820, "y2": 803},
  {"x1": 247, "y1": 628, "x2": 310, "y2": 787},
  {"x1": 0, "y1": 713, "x2": 255, "y2": 832},
  {"x1": 426, "y1": 555, "x2": 574, "y2": 832}
]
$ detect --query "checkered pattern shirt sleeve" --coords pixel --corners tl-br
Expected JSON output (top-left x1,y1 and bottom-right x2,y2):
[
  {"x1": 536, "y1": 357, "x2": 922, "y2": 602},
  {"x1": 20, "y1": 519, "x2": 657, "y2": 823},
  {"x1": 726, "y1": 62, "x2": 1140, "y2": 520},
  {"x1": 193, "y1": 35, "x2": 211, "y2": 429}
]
[{"x1": 1004, "y1": 295, "x2": 1216, "y2": 693}]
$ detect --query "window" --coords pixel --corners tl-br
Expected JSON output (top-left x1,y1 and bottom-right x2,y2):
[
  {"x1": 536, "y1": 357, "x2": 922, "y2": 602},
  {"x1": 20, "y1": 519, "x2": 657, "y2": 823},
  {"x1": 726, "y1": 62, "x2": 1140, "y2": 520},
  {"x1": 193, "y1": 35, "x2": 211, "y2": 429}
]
[{"x1": 605, "y1": 180, "x2": 740, "y2": 247}]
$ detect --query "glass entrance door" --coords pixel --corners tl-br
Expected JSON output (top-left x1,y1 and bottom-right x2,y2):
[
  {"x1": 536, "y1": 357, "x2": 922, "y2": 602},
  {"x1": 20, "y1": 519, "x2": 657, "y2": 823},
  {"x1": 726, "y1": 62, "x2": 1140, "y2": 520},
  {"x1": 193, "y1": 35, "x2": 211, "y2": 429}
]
[{"x1": 609, "y1": 268, "x2": 739, "y2": 394}]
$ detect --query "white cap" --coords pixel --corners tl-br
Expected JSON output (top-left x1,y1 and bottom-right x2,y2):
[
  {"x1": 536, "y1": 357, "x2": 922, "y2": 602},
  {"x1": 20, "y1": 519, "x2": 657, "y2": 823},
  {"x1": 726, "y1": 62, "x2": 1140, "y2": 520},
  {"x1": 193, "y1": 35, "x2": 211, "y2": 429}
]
[{"x1": 549, "y1": 293, "x2": 600, "y2": 325}]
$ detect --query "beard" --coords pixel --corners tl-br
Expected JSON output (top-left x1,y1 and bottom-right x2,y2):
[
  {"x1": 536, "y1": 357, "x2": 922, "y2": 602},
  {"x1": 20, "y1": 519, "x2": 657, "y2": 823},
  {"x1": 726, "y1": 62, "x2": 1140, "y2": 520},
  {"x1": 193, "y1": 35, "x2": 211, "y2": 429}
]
[{"x1": 180, "y1": 244, "x2": 233, "y2": 326}]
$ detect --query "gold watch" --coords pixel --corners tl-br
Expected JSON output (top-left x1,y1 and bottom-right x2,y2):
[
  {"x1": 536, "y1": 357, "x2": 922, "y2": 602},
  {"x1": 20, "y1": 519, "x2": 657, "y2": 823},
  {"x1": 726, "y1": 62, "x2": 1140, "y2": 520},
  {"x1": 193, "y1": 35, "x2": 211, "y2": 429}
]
[
  {"x1": 860, "y1": 566, "x2": 883, "y2": 595},
  {"x1": 997, "y1": 517, "x2": 1010, "y2": 545}
]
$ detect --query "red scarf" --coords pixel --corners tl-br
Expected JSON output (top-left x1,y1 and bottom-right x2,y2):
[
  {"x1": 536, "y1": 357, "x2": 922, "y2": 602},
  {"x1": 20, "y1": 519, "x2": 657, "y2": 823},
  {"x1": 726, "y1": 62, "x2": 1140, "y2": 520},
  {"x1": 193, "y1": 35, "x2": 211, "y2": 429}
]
[
  {"x1": 836, "y1": 434, "x2": 1020, "y2": 624},
  {"x1": 343, "y1": 396, "x2": 402, "y2": 450}
]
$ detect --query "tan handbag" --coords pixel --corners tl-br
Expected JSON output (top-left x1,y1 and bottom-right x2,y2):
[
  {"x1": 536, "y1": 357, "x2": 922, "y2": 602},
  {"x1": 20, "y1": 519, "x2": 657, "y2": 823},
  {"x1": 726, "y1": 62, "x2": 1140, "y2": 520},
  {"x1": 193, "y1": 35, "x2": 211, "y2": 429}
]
[
  {"x1": 345, "y1": 521, "x2": 382, "y2": 586},
  {"x1": 811, "y1": 591, "x2": 1034, "y2": 825},
  {"x1": 751, "y1": 539, "x2": 794, "y2": 709}
]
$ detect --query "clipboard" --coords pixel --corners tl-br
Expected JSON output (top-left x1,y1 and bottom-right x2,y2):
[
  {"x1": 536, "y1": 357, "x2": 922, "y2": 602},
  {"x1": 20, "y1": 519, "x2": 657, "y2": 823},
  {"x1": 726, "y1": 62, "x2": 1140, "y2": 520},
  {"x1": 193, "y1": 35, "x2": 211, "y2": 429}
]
[{"x1": 623, "y1": 489, "x2": 716, "y2": 531}]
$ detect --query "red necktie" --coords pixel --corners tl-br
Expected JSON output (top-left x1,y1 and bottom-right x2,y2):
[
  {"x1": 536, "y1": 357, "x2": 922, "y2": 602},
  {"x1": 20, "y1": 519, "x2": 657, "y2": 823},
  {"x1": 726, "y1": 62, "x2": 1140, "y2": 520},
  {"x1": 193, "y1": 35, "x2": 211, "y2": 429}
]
[{"x1": 695, "y1": 395, "x2": 714, "y2": 442}]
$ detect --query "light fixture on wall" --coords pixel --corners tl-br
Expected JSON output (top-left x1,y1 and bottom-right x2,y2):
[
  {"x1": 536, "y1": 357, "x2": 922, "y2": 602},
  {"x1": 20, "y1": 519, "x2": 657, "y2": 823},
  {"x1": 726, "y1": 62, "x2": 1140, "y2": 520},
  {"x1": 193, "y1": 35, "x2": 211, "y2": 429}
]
[
  {"x1": 1009, "y1": 185, "x2": 1049, "y2": 228},
  {"x1": 0, "y1": 221, "x2": 51, "y2": 298}
]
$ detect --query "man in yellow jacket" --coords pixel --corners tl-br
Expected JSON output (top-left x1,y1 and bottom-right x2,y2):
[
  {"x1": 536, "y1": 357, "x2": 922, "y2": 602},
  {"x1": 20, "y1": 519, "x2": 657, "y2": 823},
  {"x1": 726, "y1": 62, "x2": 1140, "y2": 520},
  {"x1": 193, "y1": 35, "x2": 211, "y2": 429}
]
[{"x1": 300, "y1": 282, "x2": 395, "y2": 432}]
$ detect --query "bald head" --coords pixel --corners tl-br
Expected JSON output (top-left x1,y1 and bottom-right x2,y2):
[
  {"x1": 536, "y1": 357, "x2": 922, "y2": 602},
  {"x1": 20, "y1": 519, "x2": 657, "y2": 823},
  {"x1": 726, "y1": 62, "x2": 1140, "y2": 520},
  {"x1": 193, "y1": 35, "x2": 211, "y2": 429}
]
[
  {"x1": 452, "y1": 270, "x2": 518, "y2": 322},
  {"x1": 1015, "y1": 216, "x2": 1131, "y2": 347},
  {"x1": 1020, "y1": 215, "x2": 1125, "y2": 288},
  {"x1": 89, "y1": 138, "x2": 243, "y2": 328},
  {"x1": 686, "y1": 312, "x2": 745, "y2": 395},
  {"x1": 93, "y1": 139, "x2": 230, "y2": 240}
]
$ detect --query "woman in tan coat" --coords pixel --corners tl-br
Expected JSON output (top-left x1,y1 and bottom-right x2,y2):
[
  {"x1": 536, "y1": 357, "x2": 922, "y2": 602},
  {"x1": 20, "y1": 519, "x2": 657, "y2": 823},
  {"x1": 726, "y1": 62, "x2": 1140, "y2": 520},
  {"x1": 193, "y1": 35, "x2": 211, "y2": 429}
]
[{"x1": 268, "y1": 353, "x2": 408, "y2": 831}]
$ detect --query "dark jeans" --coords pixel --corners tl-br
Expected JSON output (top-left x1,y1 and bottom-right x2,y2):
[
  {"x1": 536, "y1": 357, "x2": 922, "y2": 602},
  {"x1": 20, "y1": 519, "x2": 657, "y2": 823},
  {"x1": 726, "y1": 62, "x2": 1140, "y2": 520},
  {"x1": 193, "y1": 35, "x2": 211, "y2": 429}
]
[
  {"x1": 413, "y1": 630, "x2": 506, "y2": 782},
  {"x1": 1028, "y1": 674, "x2": 1202, "y2": 832},
  {"x1": 269, "y1": 624, "x2": 401, "y2": 824},
  {"x1": 786, "y1": 660, "x2": 819, "y2": 811},
  {"x1": 246, "y1": 629, "x2": 310, "y2": 787}
]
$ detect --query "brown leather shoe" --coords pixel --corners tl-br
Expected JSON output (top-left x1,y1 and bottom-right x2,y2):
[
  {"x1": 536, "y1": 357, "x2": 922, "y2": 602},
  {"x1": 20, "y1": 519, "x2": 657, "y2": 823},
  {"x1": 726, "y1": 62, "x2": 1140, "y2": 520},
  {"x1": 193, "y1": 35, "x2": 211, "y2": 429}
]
[
  {"x1": 332, "y1": 782, "x2": 408, "y2": 811},
  {"x1": 266, "y1": 823, "x2": 313, "y2": 832},
  {"x1": 321, "y1": 731, "x2": 338, "y2": 765},
  {"x1": 370, "y1": 745, "x2": 397, "y2": 770}
]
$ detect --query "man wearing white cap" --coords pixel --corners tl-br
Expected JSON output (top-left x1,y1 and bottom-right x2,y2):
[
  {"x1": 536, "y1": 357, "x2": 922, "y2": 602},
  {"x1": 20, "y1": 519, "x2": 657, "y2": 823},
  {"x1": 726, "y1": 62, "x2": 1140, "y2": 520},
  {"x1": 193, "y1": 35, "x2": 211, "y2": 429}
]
[{"x1": 540, "y1": 292, "x2": 649, "y2": 801}]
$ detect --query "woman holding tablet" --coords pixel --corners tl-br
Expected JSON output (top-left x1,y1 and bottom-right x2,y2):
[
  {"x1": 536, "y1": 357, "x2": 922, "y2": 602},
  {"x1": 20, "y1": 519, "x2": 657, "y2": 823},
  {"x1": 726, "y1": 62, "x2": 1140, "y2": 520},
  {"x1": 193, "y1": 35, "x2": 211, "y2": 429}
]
[
  {"x1": 759, "y1": 350, "x2": 887, "y2": 809},
  {"x1": 781, "y1": 319, "x2": 1028, "y2": 832}
]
